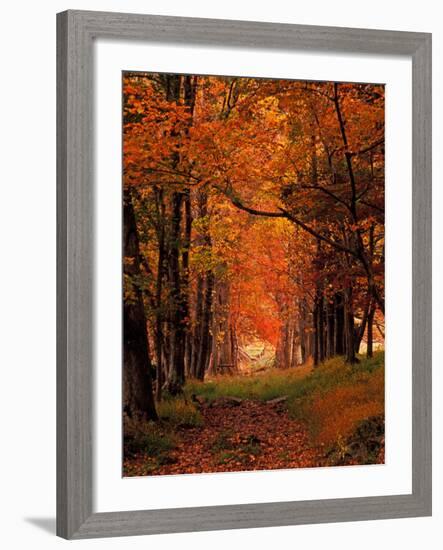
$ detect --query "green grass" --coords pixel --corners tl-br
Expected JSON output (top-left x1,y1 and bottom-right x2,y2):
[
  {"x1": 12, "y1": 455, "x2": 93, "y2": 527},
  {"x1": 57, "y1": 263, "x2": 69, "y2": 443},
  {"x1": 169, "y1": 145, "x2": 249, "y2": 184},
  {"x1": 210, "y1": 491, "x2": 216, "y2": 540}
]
[
  {"x1": 186, "y1": 352, "x2": 382, "y2": 402},
  {"x1": 211, "y1": 431, "x2": 262, "y2": 465},
  {"x1": 157, "y1": 397, "x2": 203, "y2": 428},
  {"x1": 123, "y1": 398, "x2": 202, "y2": 470},
  {"x1": 124, "y1": 419, "x2": 177, "y2": 459},
  {"x1": 211, "y1": 429, "x2": 236, "y2": 453},
  {"x1": 185, "y1": 365, "x2": 310, "y2": 402}
]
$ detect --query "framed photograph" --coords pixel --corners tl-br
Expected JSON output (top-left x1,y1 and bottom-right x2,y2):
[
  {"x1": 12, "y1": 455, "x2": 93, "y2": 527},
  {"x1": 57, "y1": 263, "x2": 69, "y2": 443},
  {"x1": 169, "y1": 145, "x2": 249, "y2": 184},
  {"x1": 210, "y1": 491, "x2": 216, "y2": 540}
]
[{"x1": 57, "y1": 10, "x2": 432, "y2": 539}]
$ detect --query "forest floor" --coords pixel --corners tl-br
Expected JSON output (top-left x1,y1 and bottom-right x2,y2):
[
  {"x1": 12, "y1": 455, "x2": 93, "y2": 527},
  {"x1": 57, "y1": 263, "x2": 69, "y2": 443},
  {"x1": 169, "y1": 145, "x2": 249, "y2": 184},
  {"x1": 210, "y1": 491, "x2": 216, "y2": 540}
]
[
  {"x1": 123, "y1": 352, "x2": 385, "y2": 477},
  {"x1": 125, "y1": 396, "x2": 321, "y2": 475}
]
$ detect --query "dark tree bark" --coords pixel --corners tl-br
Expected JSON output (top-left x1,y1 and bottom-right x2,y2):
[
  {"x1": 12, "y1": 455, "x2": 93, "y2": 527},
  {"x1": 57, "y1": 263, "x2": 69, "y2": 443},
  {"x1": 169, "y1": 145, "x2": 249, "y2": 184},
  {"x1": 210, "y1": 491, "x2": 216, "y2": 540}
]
[
  {"x1": 354, "y1": 291, "x2": 374, "y2": 354},
  {"x1": 366, "y1": 224, "x2": 376, "y2": 358},
  {"x1": 275, "y1": 317, "x2": 290, "y2": 369},
  {"x1": 123, "y1": 188, "x2": 158, "y2": 420},
  {"x1": 190, "y1": 189, "x2": 214, "y2": 380},
  {"x1": 182, "y1": 75, "x2": 197, "y2": 377},
  {"x1": 334, "y1": 292, "x2": 345, "y2": 355},
  {"x1": 289, "y1": 319, "x2": 299, "y2": 368},
  {"x1": 318, "y1": 295, "x2": 325, "y2": 362},
  {"x1": 343, "y1": 285, "x2": 358, "y2": 364},
  {"x1": 165, "y1": 73, "x2": 181, "y2": 104},
  {"x1": 196, "y1": 271, "x2": 214, "y2": 380},
  {"x1": 163, "y1": 73, "x2": 197, "y2": 391},
  {"x1": 367, "y1": 303, "x2": 375, "y2": 358},
  {"x1": 163, "y1": 73, "x2": 192, "y2": 394},
  {"x1": 326, "y1": 298, "x2": 335, "y2": 358},
  {"x1": 313, "y1": 302, "x2": 319, "y2": 367},
  {"x1": 182, "y1": 188, "x2": 192, "y2": 376},
  {"x1": 154, "y1": 187, "x2": 166, "y2": 402},
  {"x1": 212, "y1": 279, "x2": 237, "y2": 374},
  {"x1": 298, "y1": 299, "x2": 307, "y2": 364},
  {"x1": 231, "y1": 324, "x2": 239, "y2": 370},
  {"x1": 190, "y1": 274, "x2": 204, "y2": 377},
  {"x1": 313, "y1": 237, "x2": 325, "y2": 366},
  {"x1": 166, "y1": 191, "x2": 186, "y2": 394}
]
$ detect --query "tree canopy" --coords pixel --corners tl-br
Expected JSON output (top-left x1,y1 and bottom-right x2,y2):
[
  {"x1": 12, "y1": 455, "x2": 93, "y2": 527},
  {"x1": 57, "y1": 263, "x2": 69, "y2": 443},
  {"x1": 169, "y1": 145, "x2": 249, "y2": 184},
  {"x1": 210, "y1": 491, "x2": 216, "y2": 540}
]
[{"x1": 122, "y1": 73, "x2": 385, "y2": 419}]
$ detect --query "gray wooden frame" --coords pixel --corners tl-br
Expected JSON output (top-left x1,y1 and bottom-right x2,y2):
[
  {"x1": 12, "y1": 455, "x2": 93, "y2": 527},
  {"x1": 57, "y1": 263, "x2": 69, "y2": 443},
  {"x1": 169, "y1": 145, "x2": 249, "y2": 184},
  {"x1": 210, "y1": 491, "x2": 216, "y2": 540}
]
[{"x1": 57, "y1": 9, "x2": 432, "y2": 539}]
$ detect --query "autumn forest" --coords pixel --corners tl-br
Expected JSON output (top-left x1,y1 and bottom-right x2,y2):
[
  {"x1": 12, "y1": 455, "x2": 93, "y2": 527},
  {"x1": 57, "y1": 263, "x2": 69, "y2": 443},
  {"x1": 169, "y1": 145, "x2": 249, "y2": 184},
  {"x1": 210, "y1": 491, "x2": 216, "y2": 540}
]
[{"x1": 123, "y1": 73, "x2": 385, "y2": 475}]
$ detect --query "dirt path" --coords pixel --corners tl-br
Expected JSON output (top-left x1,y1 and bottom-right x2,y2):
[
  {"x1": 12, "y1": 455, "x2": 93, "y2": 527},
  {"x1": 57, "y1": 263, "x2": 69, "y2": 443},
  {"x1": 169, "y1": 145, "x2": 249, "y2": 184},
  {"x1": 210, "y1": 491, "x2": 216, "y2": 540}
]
[{"x1": 128, "y1": 399, "x2": 322, "y2": 476}]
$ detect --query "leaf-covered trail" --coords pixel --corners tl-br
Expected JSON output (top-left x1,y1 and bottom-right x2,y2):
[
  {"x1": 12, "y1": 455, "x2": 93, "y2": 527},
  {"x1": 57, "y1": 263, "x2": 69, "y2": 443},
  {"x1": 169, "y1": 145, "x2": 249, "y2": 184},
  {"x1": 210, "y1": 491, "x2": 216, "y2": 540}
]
[{"x1": 126, "y1": 398, "x2": 322, "y2": 476}]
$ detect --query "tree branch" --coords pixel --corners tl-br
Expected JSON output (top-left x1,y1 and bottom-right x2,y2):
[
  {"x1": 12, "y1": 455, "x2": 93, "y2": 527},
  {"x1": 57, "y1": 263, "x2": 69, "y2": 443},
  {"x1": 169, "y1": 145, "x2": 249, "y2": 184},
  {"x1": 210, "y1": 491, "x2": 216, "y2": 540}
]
[
  {"x1": 298, "y1": 184, "x2": 352, "y2": 213},
  {"x1": 216, "y1": 184, "x2": 358, "y2": 258},
  {"x1": 333, "y1": 83, "x2": 358, "y2": 221},
  {"x1": 350, "y1": 138, "x2": 384, "y2": 157},
  {"x1": 358, "y1": 198, "x2": 384, "y2": 214}
]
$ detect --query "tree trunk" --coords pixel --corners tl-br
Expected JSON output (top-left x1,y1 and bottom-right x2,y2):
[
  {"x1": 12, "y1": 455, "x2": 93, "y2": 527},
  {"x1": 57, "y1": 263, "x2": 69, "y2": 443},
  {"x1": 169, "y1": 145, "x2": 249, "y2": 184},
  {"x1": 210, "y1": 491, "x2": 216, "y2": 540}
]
[
  {"x1": 182, "y1": 188, "x2": 192, "y2": 377},
  {"x1": 192, "y1": 189, "x2": 214, "y2": 380},
  {"x1": 154, "y1": 187, "x2": 165, "y2": 402},
  {"x1": 334, "y1": 292, "x2": 345, "y2": 355},
  {"x1": 318, "y1": 295, "x2": 325, "y2": 362},
  {"x1": 167, "y1": 192, "x2": 186, "y2": 394},
  {"x1": 196, "y1": 271, "x2": 214, "y2": 380},
  {"x1": 231, "y1": 323, "x2": 239, "y2": 370},
  {"x1": 355, "y1": 295, "x2": 371, "y2": 354},
  {"x1": 343, "y1": 286, "x2": 358, "y2": 364},
  {"x1": 123, "y1": 189, "x2": 158, "y2": 420},
  {"x1": 182, "y1": 75, "x2": 197, "y2": 377},
  {"x1": 276, "y1": 318, "x2": 290, "y2": 368},
  {"x1": 212, "y1": 278, "x2": 237, "y2": 374},
  {"x1": 326, "y1": 298, "x2": 335, "y2": 358},
  {"x1": 190, "y1": 274, "x2": 204, "y2": 377},
  {"x1": 367, "y1": 304, "x2": 375, "y2": 358},
  {"x1": 313, "y1": 301, "x2": 319, "y2": 367},
  {"x1": 366, "y1": 225, "x2": 376, "y2": 358},
  {"x1": 298, "y1": 298, "x2": 307, "y2": 364}
]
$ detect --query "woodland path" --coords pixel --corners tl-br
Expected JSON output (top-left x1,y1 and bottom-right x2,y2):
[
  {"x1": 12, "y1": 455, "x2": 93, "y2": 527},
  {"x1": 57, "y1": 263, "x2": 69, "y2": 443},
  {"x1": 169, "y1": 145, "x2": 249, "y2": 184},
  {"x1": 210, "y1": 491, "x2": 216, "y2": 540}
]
[{"x1": 132, "y1": 397, "x2": 322, "y2": 476}]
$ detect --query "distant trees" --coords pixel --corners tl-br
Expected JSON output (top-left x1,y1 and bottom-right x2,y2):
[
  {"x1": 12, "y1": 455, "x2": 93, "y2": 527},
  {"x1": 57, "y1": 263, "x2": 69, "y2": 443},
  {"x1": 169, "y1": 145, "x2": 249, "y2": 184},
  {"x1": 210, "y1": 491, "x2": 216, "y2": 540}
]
[{"x1": 122, "y1": 73, "x2": 385, "y2": 417}]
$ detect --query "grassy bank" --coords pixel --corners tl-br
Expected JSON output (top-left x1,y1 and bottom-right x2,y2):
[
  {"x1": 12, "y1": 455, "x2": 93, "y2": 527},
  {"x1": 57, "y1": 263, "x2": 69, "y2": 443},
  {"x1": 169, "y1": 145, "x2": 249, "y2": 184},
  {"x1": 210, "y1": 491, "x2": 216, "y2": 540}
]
[{"x1": 187, "y1": 352, "x2": 384, "y2": 448}]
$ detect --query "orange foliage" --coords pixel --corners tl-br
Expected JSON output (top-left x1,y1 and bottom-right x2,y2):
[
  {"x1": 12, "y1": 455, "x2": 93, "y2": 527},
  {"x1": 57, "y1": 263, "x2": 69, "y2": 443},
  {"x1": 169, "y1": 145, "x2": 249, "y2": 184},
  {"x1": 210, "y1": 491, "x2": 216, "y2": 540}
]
[
  {"x1": 307, "y1": 369, "x2": 384, "y2": 446},
  {"x1": 123, "y1": 71, "x2": 385, "y2": 378}
]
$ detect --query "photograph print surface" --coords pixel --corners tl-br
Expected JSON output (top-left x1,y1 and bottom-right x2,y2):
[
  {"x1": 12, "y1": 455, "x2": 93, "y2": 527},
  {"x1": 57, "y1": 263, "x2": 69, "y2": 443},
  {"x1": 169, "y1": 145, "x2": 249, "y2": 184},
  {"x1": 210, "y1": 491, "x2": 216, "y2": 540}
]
[{"x1": 122, "y1": 72, "x2": 385, "y2": 477}]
